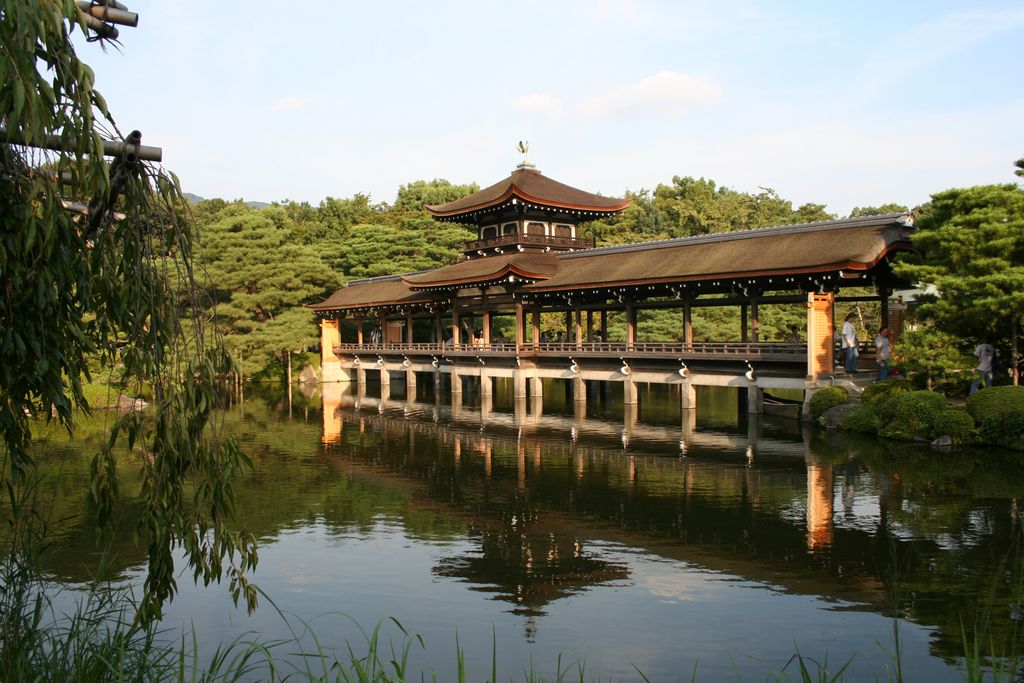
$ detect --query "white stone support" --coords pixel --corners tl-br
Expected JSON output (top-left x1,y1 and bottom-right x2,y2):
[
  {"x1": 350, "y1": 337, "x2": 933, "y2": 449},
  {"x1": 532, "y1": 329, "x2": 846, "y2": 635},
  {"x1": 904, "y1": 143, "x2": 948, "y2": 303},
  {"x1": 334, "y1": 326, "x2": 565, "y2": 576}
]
[
  {"x1": 479, "y1": 369, "x2": 492, "y2": 397},
  {"x1": 680, "y1": 381, "x2": 696, "y2": 411},
  {"x1": 379, "y1": 367, "x2": 391, "y2": 401},
  {"x1": 623, "y1": 377, "x2": 638, "y2": 405},
  {"x1": 747, "y1": 384, "x2": 763, "y2": 414},
  {"x1": 513, "y1": 369, "x2": 528, "y2": 399},
  {"x1": 573, "y1": 376, "x2": 586, "y2": 402},
  {"x1": 529, "y1": 374, "x2": 543, "y2": 400}
]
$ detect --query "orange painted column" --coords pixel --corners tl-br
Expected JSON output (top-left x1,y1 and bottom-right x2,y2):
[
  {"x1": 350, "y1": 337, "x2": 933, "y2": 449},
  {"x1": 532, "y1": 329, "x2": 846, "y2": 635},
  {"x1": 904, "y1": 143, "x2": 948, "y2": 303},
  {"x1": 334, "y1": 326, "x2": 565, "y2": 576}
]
[
  {"x1": 806, "y1": 292, "x2": 835, "y2": 378},
  {"x1": 320, "y1": 318, "x2": 343, "y2": 383}
]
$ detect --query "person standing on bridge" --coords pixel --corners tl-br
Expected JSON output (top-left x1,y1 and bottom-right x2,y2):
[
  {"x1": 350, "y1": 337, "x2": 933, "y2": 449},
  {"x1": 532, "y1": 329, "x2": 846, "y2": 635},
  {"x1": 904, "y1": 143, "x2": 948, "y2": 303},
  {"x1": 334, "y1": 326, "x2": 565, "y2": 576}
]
[{"x1": 841, "y1": 313, "x2": 859, "y2": 374}]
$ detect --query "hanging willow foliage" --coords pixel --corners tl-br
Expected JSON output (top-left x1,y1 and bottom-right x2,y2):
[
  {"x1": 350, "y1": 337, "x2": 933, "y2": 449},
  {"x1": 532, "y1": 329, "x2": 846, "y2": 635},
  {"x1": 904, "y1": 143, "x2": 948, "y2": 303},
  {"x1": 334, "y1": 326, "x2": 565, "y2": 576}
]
[{"x1": 1, "y1": 0, "x2": 256, "y2": 623}]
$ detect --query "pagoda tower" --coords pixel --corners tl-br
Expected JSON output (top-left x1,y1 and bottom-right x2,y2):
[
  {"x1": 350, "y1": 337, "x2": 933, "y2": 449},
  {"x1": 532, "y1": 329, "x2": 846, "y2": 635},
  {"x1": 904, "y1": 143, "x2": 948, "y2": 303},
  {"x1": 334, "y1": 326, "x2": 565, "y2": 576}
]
[{"x1": 426, "y1": 160, "x2": 630, "y2": 259}]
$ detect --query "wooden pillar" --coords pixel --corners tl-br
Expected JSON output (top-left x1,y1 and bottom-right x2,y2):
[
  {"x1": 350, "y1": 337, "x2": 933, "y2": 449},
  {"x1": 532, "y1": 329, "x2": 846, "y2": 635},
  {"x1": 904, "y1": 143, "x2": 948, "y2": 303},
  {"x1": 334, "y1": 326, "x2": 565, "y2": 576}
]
[
  {"x1": 564, "y1": 311, "x2": 572, "y2": 341},
  {"x1": 405, "y1": 313, "x2": 414, "y2": 344},
  {"x1": 683, "y1": 299, "x2": 693, "y2": 346},
  {"x1": 601, "y1": 310, "x2": 608, "y2": 341},
  {"x1": 750, "y1": 299, "x2": 760, "y2": 343},
  {"x1": 357, "y1": 319, "x2": 364, "y2": 346},
  {"x1": 434, "y1": 312, "x2": 442, "y2": 345},
  {"x1": 515, "y1": 302, "x2": 525, "y2": 353},
  {"x1": 586, "y1": 310, "x2": 594, "y2": 342},
  {"x1": 626, "y1": 305, "x2": 636, "y2": 349},
  {"x1": 806, "y1": 292, "x2": 835, "y2": 378},
  {"x1": 879, "y1": 290, "x2": 890, "y2": 329},
  {"x1": 483, "y1": 310, "x2": 492, "y2": 345},
  {"x1": 574, "y1": 306, "x2": 583, "y2": 350},
  {"x1": 531, "y1": 308, "x2": 540, "y2": 348},
  {"x1": 451, "y1": 311, "x2": 460, "y2": 349},
  {"x1": 740, "y1": 304, "x2": 748, "y2": 343}
]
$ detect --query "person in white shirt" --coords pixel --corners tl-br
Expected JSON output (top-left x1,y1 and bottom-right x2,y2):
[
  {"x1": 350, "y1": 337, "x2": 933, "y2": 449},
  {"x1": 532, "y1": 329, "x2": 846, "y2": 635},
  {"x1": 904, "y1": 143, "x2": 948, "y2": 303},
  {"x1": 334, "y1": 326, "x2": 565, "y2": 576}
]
[
  {"x1": 841, "y1": 313, "x2": 858, "y2": 373},
  {"x1": 970, "y1": 341, "x2": 995, "y2": 394}
]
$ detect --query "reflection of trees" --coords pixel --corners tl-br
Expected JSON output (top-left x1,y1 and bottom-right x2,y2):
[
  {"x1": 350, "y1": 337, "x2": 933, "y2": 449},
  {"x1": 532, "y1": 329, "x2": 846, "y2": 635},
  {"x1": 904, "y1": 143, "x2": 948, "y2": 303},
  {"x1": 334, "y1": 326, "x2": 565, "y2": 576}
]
[
  {"x1": 27, "y1": 394, "x2": 1024, "y2": 664},
  {"x1": 435, "y1": 521, "x2": 628, "y2": 618}
]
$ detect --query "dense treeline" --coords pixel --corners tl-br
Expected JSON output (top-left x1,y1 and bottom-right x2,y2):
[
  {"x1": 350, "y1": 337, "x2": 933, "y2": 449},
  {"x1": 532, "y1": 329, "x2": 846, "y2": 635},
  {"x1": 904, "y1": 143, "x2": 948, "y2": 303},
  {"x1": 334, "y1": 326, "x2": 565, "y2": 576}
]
[{"x1": 192, "y1": 175, "x2": 903, "y2": 378}]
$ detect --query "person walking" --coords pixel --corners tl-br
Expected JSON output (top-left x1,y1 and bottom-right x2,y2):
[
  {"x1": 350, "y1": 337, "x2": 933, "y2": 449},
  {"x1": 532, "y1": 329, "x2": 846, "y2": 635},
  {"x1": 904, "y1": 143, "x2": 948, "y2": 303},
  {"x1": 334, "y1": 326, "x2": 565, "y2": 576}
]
[
  {"x1": 874, "y1": 328, "x2": 891, "y2": 381},
  {"x1": 970, "y1": 341, "x2": 995, "y2": 394},
  {"x1": 841, "y1": 313, "x2": 859, "y2": 374}
]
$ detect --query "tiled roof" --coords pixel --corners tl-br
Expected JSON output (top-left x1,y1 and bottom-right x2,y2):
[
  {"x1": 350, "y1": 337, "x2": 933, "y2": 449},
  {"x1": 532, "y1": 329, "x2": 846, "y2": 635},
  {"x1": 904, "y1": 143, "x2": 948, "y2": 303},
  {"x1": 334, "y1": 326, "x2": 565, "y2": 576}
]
[
  {"x1": 312, "y1": 214, "x2": 914, "y2": 312},
  {"x1": 426, "y1": 168, "x2": 630, "y2": 218},
  {"x1": 401, "y1": 252, "x2": 558, "y2": 289}
]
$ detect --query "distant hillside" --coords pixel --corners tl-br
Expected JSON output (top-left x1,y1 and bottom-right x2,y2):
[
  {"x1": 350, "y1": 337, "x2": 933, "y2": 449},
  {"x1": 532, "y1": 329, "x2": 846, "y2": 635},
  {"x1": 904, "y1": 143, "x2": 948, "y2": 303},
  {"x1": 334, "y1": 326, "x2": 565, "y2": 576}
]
[{"x1": 183, "y1": 192, "x2": 269, "y2": 209}]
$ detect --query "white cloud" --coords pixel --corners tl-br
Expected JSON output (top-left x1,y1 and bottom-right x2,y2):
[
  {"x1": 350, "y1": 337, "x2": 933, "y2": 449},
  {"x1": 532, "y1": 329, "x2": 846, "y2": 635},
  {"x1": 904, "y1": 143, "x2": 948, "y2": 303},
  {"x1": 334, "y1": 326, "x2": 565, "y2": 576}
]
[
  {"x1": 511, "y1": 93, "x2": 565, "y2": 117},
  {"x1": 270, "y1": 95, "x2": 318, "y2": 112},
  {"x1": 580, "y1": 70, "x2": 723, "y2": 118}
]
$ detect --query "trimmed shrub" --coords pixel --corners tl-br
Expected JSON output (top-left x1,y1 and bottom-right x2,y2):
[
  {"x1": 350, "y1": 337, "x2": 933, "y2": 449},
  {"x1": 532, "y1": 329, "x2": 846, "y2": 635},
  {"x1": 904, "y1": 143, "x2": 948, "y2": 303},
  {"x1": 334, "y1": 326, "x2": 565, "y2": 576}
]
[
  {"x1": 876, "y1": 390, "x2": 946, "y2": 441},
  {"x1": 810, "y1": 386, "x2": 849, "y2": 418},
  {"x1": 967, "y1": 386, "x2": 1024, "y2": 450},
  {"x1": 841, "y1": 404, "x2": 881, "y2": 435},
  {"x1": 861, "y1": 378, "x2": 913, "y2": 407},
  {"x1": 930, "y1": 408, "x2": 976, "y2": 444}
]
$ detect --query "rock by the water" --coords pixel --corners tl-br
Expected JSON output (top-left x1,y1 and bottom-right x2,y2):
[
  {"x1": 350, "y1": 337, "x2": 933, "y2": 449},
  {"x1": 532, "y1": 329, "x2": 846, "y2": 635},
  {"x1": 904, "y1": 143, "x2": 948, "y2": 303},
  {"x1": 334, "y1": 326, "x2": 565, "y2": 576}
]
[
  {"x1": 931, "y1": 435, "x2": 953, "y2": 449},
  {"x1": 822, "y1": 403, "x2": 859, "y2": 429},
  {"x1": 116, "y1": 395, "x2": 148, "y2": 413},
  {"x1": 299, "y1": 364, "x2": 318, "y2": 385}
]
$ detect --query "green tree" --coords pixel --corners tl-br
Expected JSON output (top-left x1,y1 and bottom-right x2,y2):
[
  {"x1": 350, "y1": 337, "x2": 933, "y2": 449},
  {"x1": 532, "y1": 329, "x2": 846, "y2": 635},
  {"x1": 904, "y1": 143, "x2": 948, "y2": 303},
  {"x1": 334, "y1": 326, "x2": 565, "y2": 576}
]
[
  {"x1": 392, "y1": 178, "x2": 479, "y2": 212},
  {"x1": 1, "y1": 0, "x2": 255, "y2": 623},
  {"x1": 198, "y1": 205, "x2": 340, "y2": 375},
  {"x1": 894, "y1": 183, "x2": 1024, "y2": 384},
  {"x1": 849, "y1": 203, "x2": 910, "y2": 217}
]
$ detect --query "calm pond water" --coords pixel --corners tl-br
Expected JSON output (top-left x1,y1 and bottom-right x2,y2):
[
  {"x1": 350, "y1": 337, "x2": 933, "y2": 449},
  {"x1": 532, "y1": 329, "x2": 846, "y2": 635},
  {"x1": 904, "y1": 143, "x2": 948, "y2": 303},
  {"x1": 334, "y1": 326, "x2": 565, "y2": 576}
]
[{"x1": 25, "y1": 378, "x2": 1024, "y2": 681}]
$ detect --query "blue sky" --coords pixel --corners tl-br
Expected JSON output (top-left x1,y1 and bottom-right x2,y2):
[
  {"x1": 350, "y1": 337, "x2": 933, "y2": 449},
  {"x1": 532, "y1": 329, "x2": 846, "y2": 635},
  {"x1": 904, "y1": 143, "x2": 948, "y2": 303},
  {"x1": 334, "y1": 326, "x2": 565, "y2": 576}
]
[{"x1": 84, "y1": 1, "x2": 1024, "y2": 215}]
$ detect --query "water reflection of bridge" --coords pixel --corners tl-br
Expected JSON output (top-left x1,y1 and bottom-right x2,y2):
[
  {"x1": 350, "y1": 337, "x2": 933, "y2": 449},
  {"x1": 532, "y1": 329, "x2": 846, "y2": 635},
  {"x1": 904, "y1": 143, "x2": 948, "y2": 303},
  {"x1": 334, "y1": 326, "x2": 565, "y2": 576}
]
[{"x1": 320, "y1": 384, "x2": 891, "y2": 618}]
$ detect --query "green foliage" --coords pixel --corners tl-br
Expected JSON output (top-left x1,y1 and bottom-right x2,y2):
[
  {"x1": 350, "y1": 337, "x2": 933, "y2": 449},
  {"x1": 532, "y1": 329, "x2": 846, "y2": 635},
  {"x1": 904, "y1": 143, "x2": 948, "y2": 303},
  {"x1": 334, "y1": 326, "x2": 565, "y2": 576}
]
[
  {"x1": 862, "y1": 378, "x2": 914, "y2": 406},
  {"x1": 893, "y1": 183, "x2": 1024, "y2": 380},
  {"x1": 966, "y1": 386, "x2": 1024, "y2": 450},
  {"x1": 841, "y1": 404, "x2": 882, "y2": 434},
  {"x1": 392, "y1": 178, "x2": 479, "y2": 213},
  {"x1": 930, "y1": 409, "x2": 977, "y2": 444},
  {"x1": 328, "y1": 218, "x2": 472, "y2": 279},
  {"x1": 848, "y1": 203, "x2": 909, "y2": 218},
  {"x1": 1, "y1": 0, "x2": 256, "y2": 625},
  {"x1": 894, "y1": 325, "x2": 976, "y2": 391},
  {"x1": 197, "y1": 204, "x2": 340, "y2": 374},
  {"x1": 586, "y1": 178, "x2": 836, "y2": 245},
  {"x1": 876, "y1": 390, "x2": 947, "y2": 441},
  {"x1": 809, "y1": 386, "x2": 849, "y2": 418}
]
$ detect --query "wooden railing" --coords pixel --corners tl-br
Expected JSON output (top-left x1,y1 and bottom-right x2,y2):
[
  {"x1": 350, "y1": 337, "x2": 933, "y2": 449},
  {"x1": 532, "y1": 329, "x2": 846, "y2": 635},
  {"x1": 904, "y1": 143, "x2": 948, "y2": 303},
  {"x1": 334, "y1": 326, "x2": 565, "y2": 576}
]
[{"x1": 333, "y1": 341, "x2": 805, "y2": 359}]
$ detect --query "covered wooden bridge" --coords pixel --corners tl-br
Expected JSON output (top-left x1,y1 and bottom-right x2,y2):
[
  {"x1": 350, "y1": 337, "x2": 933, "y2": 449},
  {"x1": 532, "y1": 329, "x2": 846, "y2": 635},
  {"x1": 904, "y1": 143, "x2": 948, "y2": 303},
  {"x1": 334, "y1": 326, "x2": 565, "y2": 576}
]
[{"x1": 313, "y1": 161, "x2": 913, "y2": 415}]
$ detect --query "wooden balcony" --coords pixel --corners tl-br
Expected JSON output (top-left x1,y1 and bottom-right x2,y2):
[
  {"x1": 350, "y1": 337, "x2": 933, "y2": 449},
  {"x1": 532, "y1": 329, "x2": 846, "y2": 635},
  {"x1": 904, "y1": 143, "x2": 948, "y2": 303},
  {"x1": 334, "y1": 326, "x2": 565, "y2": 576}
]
[{"x1": 464, "y1": 232, "x2": 594, "y2": 253}]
